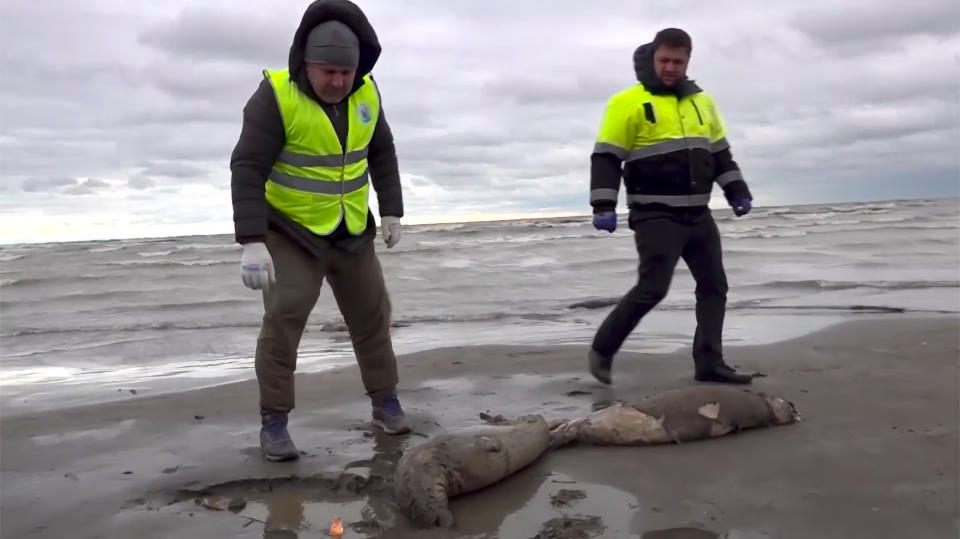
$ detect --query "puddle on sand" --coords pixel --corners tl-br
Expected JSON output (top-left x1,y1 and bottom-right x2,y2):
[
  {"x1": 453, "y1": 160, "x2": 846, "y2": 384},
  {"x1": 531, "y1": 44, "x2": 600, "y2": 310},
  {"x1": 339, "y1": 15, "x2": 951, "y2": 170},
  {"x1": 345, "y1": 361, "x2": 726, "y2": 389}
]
[
  {"x1": 642, "y1": 528, "x2": 772, "y2": 539},
  {"x1": 236, "y1": 491, "x2": 374, "y2": 537},
  {"x1": 643, "y1": 529, "x2": 719, "y2": 539},
  {"x1": 160, "y1": 486, "x2": 397, "y2": 538},
  {"x1": 446, "y1": 470, "x2": 639, "y2": 537}
]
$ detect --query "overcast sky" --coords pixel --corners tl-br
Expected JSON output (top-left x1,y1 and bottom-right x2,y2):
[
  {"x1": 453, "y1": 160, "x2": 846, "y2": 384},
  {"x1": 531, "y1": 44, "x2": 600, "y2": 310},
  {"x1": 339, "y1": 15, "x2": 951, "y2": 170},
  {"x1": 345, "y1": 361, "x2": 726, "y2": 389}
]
[{"x1": 1, "y1": 0, "x2": 958, "y2": 244}]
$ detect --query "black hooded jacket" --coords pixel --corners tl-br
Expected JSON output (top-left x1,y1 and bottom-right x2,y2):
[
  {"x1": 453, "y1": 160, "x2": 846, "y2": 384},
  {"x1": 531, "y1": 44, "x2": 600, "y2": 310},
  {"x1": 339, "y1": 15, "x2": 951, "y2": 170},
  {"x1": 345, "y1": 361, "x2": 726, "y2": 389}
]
[
  {"x1": 229, "y1": 0, "x2": 403, "y2": 254},
  {"x1": 590, "y1": 42, "x2": 751, "y2": 220}
]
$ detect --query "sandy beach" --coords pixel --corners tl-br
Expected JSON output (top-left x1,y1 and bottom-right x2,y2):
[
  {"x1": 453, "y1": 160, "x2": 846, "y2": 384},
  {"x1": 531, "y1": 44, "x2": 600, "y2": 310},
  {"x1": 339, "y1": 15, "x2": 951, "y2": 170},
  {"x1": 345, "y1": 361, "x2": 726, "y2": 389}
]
[{"x1": 1, "y1": 316, "x2": 957, "y2": 539}]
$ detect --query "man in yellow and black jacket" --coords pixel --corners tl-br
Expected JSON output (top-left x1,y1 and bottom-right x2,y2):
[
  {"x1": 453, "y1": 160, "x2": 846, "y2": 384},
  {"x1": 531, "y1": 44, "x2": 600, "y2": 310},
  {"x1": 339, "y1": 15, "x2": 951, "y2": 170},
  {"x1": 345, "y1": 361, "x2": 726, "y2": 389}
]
[{"x1": 588, "y1": 28, "x2": 756, "y2": 385}]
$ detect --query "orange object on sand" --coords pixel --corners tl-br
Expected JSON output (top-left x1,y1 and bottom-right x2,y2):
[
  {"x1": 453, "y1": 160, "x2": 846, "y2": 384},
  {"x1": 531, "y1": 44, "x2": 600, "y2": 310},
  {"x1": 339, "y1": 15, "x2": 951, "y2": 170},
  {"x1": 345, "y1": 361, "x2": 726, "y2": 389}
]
[{"x1": 328, "y1": 516, "x2": 343, "y2": 536}]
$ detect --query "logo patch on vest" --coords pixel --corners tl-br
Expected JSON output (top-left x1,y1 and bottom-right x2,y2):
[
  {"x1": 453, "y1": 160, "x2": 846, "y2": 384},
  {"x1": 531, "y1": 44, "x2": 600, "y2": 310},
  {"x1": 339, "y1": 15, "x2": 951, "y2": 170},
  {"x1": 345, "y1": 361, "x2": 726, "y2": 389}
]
[{"x1": 358, "y1": 103, "x2": 372, "y2": 124}]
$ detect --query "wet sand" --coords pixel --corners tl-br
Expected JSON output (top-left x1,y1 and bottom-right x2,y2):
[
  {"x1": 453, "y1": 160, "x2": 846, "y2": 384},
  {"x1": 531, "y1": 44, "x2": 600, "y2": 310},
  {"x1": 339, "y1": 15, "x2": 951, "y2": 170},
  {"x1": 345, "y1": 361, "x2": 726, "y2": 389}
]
[{"x1": 1, "y1": 316, "x2": 957, "y2": 539}]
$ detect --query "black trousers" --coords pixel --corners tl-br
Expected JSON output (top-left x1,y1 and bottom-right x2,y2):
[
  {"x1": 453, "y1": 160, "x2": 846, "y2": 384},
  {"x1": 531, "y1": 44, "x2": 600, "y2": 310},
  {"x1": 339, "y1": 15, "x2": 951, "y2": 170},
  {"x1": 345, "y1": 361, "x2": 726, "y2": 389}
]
[{"x1": 591, "y1": 211, "x2": 729, "y2": 370}]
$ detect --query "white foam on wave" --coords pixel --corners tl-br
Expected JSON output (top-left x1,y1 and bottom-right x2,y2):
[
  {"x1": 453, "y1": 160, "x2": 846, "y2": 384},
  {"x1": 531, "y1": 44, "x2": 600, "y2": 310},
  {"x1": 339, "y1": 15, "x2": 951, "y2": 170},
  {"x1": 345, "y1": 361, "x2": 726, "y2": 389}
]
[
  {"x1": 725, "y1": 230, "x2": 808, "y2": 239},
  {"x1": 138, "y1": 250, "x2": 176, "y2": 257},
  {"x1": 499, "y1": 256, "x2": 558, "y2": 268},
  {"x1": 88, "y1": 245, "x2": 123, "y2": 253},
  {"x1": 440, "y1": 257, "x2": 472, "y2": 269},
  {"x1": 175, "y1": 243, "x2": 236, "y2": 251}
]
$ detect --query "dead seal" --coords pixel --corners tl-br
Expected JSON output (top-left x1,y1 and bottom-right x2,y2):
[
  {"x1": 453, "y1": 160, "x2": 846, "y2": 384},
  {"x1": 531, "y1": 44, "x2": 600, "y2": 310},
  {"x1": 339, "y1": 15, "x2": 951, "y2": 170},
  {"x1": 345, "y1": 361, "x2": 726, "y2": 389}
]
[
  {"x1": 549, "y1": 386, "x2": 800, "y2": 448},
  {"x1": 393, "y1": 414, "x2": 551, "y2": 527}
]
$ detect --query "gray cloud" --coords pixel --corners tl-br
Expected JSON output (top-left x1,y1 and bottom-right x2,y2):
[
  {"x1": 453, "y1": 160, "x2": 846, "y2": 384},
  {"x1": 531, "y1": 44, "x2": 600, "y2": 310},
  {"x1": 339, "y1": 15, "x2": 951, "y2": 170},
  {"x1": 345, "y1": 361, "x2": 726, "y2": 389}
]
[
  {"x1": 20, "y1": 178, "x2": 78, "y2": 193},
  {"x1": 127, "y1": 161, "x2": 212, "y2": 192},
  {"x1": 17, "y1": 177, "x2": 112, "y2": 196},
  {"x1": 63, "y1": 179, "x2": 112, "y2": 196},
  {"x1": 138, "y1": 7, "x2": 293, "y2": 65},
  {"x1": 794, "y1": 0, "x2": 960, "y2": 44},
  {"x1": 138, "y1": 162, "x2": 209, "y2": 179},
  {"x1": 128, "y1": 176, "x2": 156, "y2": 190},
  {"x1": 0, "y1": 0, "x2": 958, "y2": 243}
]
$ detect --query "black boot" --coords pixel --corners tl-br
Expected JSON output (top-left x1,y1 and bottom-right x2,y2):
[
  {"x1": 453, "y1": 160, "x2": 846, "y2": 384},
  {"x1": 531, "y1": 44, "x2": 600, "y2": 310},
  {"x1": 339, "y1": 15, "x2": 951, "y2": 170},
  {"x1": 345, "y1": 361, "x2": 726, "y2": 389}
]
[
  {"x1": 259, "y1": 410, "x2": 300, "y2": 461},
  {"x1": 588, "y1": 349, "x2": 613, "y2": 385},
  {"x1": 695, "y1": 363, "x2": 753, "y2": 384}
]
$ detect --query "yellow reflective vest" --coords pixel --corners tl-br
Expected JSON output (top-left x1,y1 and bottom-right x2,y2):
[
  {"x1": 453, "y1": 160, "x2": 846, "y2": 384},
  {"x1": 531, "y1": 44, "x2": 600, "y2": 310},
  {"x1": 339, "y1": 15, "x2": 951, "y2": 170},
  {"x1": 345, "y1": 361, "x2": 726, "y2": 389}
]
[{"x1": 263, "y1": 69, "x2": 380, "y2": 236}]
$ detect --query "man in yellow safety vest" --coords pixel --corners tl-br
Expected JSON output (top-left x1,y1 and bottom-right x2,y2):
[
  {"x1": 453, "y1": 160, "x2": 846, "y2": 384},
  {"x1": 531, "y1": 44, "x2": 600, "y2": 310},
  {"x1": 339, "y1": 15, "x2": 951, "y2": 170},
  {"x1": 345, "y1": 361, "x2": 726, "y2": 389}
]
[
  {"x1": 588, "y1": 28, "x2": 757, "y2": 386},
  {"x1": 229, "y1": 0, "x2": 409, "y2": 462}
]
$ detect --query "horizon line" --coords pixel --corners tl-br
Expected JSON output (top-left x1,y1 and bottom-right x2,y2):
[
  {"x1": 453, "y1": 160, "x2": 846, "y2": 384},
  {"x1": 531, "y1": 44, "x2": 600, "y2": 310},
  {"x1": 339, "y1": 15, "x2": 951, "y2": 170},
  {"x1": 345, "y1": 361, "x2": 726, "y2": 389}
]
[{"x1": 1, "y1": 194, "x2": 955, "y2": 247}]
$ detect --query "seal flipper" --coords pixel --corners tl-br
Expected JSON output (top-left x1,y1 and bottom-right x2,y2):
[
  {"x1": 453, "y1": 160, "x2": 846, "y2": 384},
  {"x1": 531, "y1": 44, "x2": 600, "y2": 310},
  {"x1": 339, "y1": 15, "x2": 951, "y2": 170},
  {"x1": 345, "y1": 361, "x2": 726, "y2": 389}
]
[
  {"x1": 658, "y1": 415, "x2": 682, "y2": 444},
  {"x1": 436, "y1": 509, "x2": 454, "y2": 527}
]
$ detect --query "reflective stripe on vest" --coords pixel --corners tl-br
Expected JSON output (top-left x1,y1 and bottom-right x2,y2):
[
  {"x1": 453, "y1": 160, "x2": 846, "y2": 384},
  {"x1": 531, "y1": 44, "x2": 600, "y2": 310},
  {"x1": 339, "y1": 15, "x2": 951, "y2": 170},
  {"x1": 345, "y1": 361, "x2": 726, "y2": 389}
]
[{"x1": 262, "y1": 68, "x2": 380, "y2": 236}]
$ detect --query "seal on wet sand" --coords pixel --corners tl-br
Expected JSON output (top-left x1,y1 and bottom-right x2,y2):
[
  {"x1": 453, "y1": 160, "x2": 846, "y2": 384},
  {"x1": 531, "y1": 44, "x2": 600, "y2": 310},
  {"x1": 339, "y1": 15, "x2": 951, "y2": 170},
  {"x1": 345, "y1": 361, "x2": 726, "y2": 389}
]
[
  {"x1": 393, "y1": 414, "x2": 551, "y2": 527},
  {"x1": 548, "y1": 386, "x2": 800, "y2": 448}
]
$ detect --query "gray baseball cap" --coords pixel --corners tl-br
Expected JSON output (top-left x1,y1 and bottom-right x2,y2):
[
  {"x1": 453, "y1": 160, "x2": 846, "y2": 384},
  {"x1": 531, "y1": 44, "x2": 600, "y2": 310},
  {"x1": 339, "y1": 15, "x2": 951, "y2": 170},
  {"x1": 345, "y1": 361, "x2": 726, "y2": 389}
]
[{"x1": 304, "y1": 20, "x2": 359, "y2": 68}]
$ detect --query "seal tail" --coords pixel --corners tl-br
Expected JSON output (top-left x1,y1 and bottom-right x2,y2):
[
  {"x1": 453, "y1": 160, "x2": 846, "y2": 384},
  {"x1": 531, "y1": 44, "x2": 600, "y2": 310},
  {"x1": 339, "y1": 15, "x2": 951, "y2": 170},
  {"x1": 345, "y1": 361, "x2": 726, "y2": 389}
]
[{"x1": 548, "y1": 417, "x2": 589, "y2": 449}]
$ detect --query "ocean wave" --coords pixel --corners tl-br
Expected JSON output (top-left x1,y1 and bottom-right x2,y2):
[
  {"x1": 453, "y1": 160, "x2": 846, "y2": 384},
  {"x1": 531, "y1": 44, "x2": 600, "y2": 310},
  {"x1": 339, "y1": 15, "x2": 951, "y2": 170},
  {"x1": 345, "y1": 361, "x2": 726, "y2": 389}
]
[
  {"x1": 1, "y1": 311, "x2": 563, "y2": 338},
  {"x1": 2, "y1": 335, "x2": 170, "y2": 359},
  {"x1": 0, "y1": 253, "x2": 25, "y2": 262},
  {"x1": 2, "y1": 320, "x2": 263, "y2": 338},
  {"x1": 825, "y1": 202, "x2": 898, "y2": 213},
  {"x1": 750, "y1": 279, "x2": 959, "y2": 291},
  {"x1": 3, "y1": 294, "x2": 251, "y2": 311},
  {"x1": 779, "y1": 210, "x2": 895, "y2": 222},
  {"x1": 752, "y1": 208, "x2": 796, "y2": 217},
  {"x1": 440, "y1": 257, "x2": 472, "y2": 269},
  {"x1": 530, "y1": 220, "x2": 589, "y2": 230},
  {"x1": 88, "y1": 245, "x2": 124, "y2": 253},
  {"x1": 724, "y1": 230, "x2": 808, "y2": 239},
  {"x1": 102, "y1": 259, "x2": 234, "y2": 268},
  {"x1": 722, "y1": 220, "x2": 953, "y2": 240},
  {"x1": 391, "y1": 311, "x2": 566, "y2": 327},
  {"x1": 507, "y1": 256, "x2": 558, "y2": 268},
  {"x1": 765, "y1": 204, "x2": 903, "y2": 222},
  {"x1": 54, "y1": 299, "x2": 255, "y2": 317},
  {"x1": 138, "y1": 250, "x2": 176, "y2": 257},
  {"x1": 6, "y1": 297, "x2": 955, "y2": 340},
  {"x1": 0, "y1": 289, "x2": 155, "y2": 305},
  {"x1": 136, "y1": 243, "x2": 236, "y2": 257},
  {"x1": 726, "y1": 303, "x2": 959, "y2": 314},
  {"x1": 566, "y1": 297, "x2": 953, "y2": 315},
  {"x1": 0, "y1": 274, "x2": 114, "y2": 288},
  {"x1": 407, "y1": 223, "x2": 468, "y2": 234},
  {"x1": 415, "y1": 232, "x2": 598, "y2": 249},
  {"x1": 726, "y1": 218, "x2": 913, "y2": 234},
  {"x1": 174, "y1": 242, "x2": 236, "y2": 251}
]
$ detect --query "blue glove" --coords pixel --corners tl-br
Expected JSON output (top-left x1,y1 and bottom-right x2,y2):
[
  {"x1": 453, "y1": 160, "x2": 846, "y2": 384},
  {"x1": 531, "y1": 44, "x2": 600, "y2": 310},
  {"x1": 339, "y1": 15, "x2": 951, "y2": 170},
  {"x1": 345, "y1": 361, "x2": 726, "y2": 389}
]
[
  {"x1": 732, "y1": 197, "x2": 752, "y2": 217},
  {"x1": 592, "y1": 210, "x2": 616, "y2": 232}
]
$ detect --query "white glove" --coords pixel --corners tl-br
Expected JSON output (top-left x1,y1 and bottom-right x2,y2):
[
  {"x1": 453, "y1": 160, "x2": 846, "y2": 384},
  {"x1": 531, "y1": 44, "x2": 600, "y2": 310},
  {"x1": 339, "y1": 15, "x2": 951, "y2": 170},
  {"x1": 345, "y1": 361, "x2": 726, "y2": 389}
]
[
  {"x1": 381, "y1": 216, "x2": 402, "y2": 249},
  {"x1": 240, "y1": 242, "x2": 275, "y2": 290}
]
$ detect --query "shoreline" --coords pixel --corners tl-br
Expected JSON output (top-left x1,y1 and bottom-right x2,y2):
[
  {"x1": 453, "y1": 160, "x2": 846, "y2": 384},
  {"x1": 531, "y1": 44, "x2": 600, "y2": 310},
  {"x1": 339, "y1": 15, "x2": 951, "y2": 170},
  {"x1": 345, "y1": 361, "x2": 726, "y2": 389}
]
[
  {"x1": 3, "y1": 310, "x2": 955, "y2": 417},
  {"x1": 2, "y1": 316, "x2": 958, "y2": 538}
]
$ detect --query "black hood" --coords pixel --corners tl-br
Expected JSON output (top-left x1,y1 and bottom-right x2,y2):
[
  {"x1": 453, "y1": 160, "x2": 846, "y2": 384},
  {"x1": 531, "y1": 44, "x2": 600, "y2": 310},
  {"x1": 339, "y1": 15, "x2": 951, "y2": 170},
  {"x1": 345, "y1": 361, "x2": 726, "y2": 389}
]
[
  {"x1": 632, "y1": 42, "x2": 701, "y2": 98},
  {"x1": 288, "y1": 0, "x2": 382, "y2": 97}
]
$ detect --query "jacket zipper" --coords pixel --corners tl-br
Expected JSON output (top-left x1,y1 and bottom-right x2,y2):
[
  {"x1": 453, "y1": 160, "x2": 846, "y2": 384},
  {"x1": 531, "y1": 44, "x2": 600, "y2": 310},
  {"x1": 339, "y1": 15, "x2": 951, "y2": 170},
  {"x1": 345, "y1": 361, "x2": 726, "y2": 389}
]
[{"x1": 678, "y1": 97, "x2": 696, "y2": 194}]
